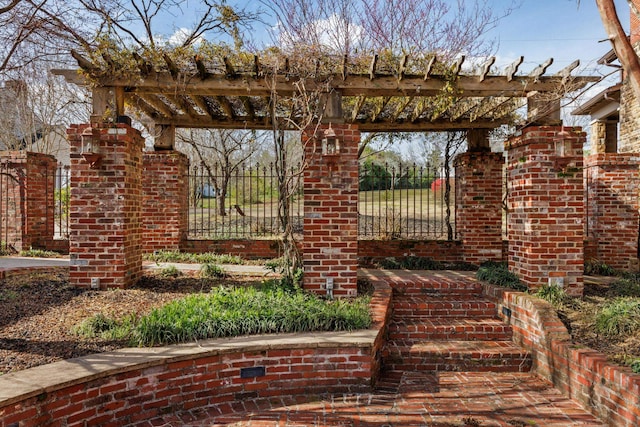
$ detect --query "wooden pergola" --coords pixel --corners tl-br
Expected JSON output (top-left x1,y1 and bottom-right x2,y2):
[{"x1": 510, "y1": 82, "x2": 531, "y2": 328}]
[{"x1": 54, "y1": 52, "x2": 599, "y2": 149}]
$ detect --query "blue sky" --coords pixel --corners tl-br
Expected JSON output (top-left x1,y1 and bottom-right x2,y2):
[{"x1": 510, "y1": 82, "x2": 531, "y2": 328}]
[{"x1": 486, "y1": 0, "x2": 629, "y2": 77}]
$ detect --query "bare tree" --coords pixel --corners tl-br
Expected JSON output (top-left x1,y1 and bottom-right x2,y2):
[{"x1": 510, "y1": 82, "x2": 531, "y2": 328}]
[
  {"x1": 595, "y1": 0, "x2": 640, "y2": 99},
  {"x1": 177, "y1": 128, "x2": 262, "y2": 217}
]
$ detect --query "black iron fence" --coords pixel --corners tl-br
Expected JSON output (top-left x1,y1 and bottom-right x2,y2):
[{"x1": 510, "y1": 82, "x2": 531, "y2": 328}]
[
  {"x1": 188, "y1": 163, "x2": 304, "y2": 239},
  {"x1": 187, "y1": 161, "x2": 456, "y2": 240},
  {"x1": 0, "y1": 162, "x2": 69, "y2": 253}
]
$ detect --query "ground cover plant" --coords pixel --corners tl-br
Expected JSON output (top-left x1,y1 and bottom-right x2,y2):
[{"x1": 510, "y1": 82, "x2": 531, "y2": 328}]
[
  {"x1": 0, "y1": 267, "x2": 371, "y2": 374},
  {"x1": 476, "y1": 262, "x2": 640, "y2": 373},
  {"x1": 144, "y1": 249, "x2": 244, "y2": 265}
]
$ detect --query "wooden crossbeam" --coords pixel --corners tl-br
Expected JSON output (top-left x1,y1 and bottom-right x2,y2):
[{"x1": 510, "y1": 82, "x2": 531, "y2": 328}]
[
  {"x1": 241, "y1": 96, "x2": 256, "y2": 120},
  {"x1": 194, "y1": 56, "x2": 210, "y2": 80},
  {"x1": 369, "y1": 54, "x2": 378, "y2": 80},
  {"x1": 136, "y1": 94, "x2": 177, "y2": 118},
  {"x1": 398, "y1": 55, "x2": 408, "y2": 81},
  {"x1": 216, "y1": 95, "x2": 236, "y2": 118},
  {"x1": 223, "y1": 57, "x2": 236, "y2": 77},
  {"x1": 531, "y1": 58, "x2": 553, "y2": 81},
  {"x1": 165, "y1": 94, "x2": 201, "y2": 118},
  {"x1": 478, "y1": 57, "x2": 496, "y2": 82},
  {"x1": 132, "y1": 52, "x2": 153, "y2": 76},
  {"x1": 351, "y1": 95, "x2": 367, "y2": 121},
  {"x1": 190, "y1": 95, "x2": 216, "y2": 118},
  {"x1": 163, "y1": 54, "x2": 180, "y2": 78},
  {"x1": 424, "y1": 55, "x2": 437, "y2": 80},
  {"x1": 371, "y1": 97, "x2": 391, "y2": 122},
  {"x1": 505, "y1": 56, "x2": 524, "y2": 82},
  {"x1": 453, "y1": 55, "x2": 465, "y2": 76}
]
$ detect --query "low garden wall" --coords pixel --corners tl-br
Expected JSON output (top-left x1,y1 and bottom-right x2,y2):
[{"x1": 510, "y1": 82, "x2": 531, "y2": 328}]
[
  {"x1": 0, "y1": 280, "x2": 391, "y2": 427},
  {"x1": 483, "y1": 283, "x2": 640, "y2": 427}
]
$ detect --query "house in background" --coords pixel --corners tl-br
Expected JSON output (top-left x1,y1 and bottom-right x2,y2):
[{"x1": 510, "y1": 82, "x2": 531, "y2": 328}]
[{"x1": 0, "y1": 79, "x2": 70, "y2": 165}]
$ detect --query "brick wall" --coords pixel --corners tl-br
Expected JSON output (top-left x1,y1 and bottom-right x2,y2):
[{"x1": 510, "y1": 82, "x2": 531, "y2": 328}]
[
  {"x1": 358, "y1": 239, "x2": 464, "y2": 265},
  {"x1": 0, "y1": 151, "x2": 57, "y2": 252},
  {"x1": 484, "y1": 283, "x2": 640, "y2": 427},
  {"x1": 454, "y1": 152, "x2": 504, "y2": 264},
  {"x1": 142, "y1": 151, "x2": 189, "y2": 252},
  {"x1": 506, "y1": 126, "x2": 585, "y2": 296},
  {"x1": 585, "y1": 153, "x2": 640, "y2": 270},
  {"x1": 302, "y1": 124, "x2": 359, "y2": 297},
  {"x1": 68, "y1": 123, "x2": 144, "y2": 289},
  {"x1": 0, "y1": 282, "x2": 391, "y2": 427}
]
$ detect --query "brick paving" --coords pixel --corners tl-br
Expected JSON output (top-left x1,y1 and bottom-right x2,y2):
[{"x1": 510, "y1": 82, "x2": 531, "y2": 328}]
[
  {"x1": 148, "y1": 371, "x2": 604, "y2": 426},
  {"x1": 146, "y1": 270, "x2": 605, "y2": 427}
]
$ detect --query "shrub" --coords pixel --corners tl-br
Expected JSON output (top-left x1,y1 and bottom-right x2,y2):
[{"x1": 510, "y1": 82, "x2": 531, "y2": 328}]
[
  {"x1": 476, "y1": 262, "x2": 527, "y2": 291},
  {"x1": 594, "y1": 298, "x2": 640, "y2": 337}
]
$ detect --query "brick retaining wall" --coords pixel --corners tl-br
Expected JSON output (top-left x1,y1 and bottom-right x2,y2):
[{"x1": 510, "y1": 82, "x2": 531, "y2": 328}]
[
  {"x1": 0, "y1": 281, "x2": 391, "y2": 427},
  {"x1": 484, "y1": 283, "x2": 640, "y2": 426}
]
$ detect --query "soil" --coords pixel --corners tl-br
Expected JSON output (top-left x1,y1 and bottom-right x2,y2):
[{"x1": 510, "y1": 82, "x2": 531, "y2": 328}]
[
  {"x1": 0, "y1": 271, "x2": 262, "y2": 374},
  {"x1": 0, "y1": 271, "x2": 638, "y2": 375}
]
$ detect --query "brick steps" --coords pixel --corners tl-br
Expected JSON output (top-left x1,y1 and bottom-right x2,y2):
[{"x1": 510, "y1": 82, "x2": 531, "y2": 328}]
[
  {"x1": 380, "y1": 276, "x2": 532, "y2": 378},
  {"x1": 383, "y1": 340, "x2": 532, "y2": 373},
  {"x1": 392, "y1": 296, "x2": 497, "y2": 318},
  {"x1": 388, "y1": 317, "x2": 513, "y2": 341}
]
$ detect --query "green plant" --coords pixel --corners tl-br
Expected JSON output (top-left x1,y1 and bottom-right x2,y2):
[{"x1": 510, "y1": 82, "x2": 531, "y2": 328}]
[
  {"x1": 131, "y1": 283, "x2": 371, "y2": 346},
  {"x1": 535, "y1": 284, "x2": 570, "y2": 308},
  {"x1": 594, "y1": 298, "x2": 640, "y2": 337},
  {"x1": 584, "y1": 259, "x2": 616, "y2": 276},
  {"x1": 608, "y1": 278, "x2": 640, "y2": 298},
  {"x1": 18, "y1": 248, "x2": 61, "y2": 258},
  {"x1": 631, "y1": 359, "x2": 640, "y2": 374},
  {"x1": 144, "y1": 250, "x2": 244, "y2": 265},
  {"x1": 72, "y1": 313, "x2": 137, "y2": 340},
  {"x1": 200, "y1": 263, "x2": 227, "y2": 279},
  {"x1": 476, "y1": 262, "x2": 527, "y2": 291},
  {"x1": 0, "y1": 290, "x2": 18, "y2": 302},
  {"x1": 159, "y1": 265, "x2": 182, "y2": 278}
]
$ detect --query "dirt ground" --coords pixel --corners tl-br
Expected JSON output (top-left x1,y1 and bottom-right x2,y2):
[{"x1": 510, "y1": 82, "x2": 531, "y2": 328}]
[
  {"x1": 0, "y1": 271, "x2": 261, "y2": 374},
  {"x1": 0, "y1": 270, "x2": 638, "y2": 375}
]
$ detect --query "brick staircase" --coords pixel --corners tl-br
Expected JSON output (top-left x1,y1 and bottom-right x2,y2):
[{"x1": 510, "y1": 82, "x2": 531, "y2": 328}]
[{"x1": 378, "y1": 274, "x2": 532, "y2": 390}]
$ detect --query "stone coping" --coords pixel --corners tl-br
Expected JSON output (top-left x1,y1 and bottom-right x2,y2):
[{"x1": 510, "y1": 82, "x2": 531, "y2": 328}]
[
  {"x1": 0, "y1": 330, "x2": 379, "y2": 409},
  {"x1": 0, "y1": 277, "x2": 391, "y2": 412}
]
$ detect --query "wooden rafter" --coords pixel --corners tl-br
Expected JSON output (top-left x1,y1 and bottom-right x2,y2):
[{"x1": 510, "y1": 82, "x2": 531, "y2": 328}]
[{"x1": 53, "y1": 51, "x2": 600, "y2": 133}]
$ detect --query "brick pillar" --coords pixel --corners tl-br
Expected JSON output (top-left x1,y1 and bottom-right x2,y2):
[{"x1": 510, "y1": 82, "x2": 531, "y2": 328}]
[
  {"x1": 506, "y1": 126, "x2": 585, "y2": 296},
  {"x1": 142, "y1": 151, "x2": 189, "y2": 252},
  {"x1": 68, "y1": 122, "x2": 144, "y2": 289},
  {"x1": 0, "y1": 151, "x2": 57, "y2": 252},
  {"x1": 454, "y1": 152, "x2": 504, "y2": 264},
  {"x1": 302, "y1": 123, "x2": 359, "y2": 297},
  {"x1": 585, "y1": 153, "x2": 640, "y2": 270}
]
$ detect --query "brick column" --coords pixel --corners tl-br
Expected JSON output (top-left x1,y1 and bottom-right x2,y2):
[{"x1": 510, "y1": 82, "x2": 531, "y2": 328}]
[
  {"x1": 0, "y1": 151, "x2": 57, "y2": 252},
  {"x1": 68, "y1": 122, "x2": 144, "y2": 289},
  {"x1": 585, "y1": 153, "x2": 640, "y2": 270},
  {"x1": 142, "y1": 151, "x2": 189, "y2": 252},
  {"x1": 506, "y1": 126, "x2": 585, "y2": 296},
  {"x1": 302, "y1": 123, "x2": 359, "y2": 297},
  {"x1": 454, "y1": 152, "x2": 504, "y2": 264}
]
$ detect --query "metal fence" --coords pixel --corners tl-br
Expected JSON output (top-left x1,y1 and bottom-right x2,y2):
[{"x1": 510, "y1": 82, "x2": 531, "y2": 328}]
[
  {"x1": 187, "y1": 161, "x2": 456, "y2": 240},
  {"x1": 359, "y1": 162, "x2": 455, "y2": 240},
  {"x1": 0, "y1": 162, "x2": 69, "y2": 253},
  {"x1": 188, "y1": 163, "x2": 304, "y2": 239}
]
